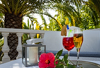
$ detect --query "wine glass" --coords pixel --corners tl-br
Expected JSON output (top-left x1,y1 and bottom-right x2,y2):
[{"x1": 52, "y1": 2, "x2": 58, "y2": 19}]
[
  {"x1": 73, "y1": 30, "x2": 83, "y2": 67},
  {"x1": 61, "y1": 25, "x2": 74, "y2": 59},
  {"x1": 62, "y1": 36, "x2": 75, "y2": 59}
]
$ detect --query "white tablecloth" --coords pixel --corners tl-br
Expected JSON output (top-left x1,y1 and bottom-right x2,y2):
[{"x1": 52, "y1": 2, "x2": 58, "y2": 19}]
[
  {"x1": 0, "y1": 58, "x2": 39, "y2": 68},
  {"x1": 0, "y1": 56, "x2": 100, "y2": 68}
]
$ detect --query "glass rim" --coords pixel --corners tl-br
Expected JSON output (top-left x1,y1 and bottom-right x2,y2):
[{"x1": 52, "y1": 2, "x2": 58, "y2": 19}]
[{"x1": 74, "y1": 33, "x2": 83, "y2": 34}]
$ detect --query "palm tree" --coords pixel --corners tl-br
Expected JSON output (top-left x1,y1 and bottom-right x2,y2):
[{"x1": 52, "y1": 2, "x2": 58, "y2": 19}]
[
  {"x1": 52, "y1": 0, "x2": 84, "y2": 27},
  {"x1": 88, "y1": 0, "x2": 100, "y2": 16},
  {"x1": 84, "y1": 0, "x2": 100, "y2": 28},
  {"x1": 0, "y1": 0, "x2": 53, "y2": 60}
]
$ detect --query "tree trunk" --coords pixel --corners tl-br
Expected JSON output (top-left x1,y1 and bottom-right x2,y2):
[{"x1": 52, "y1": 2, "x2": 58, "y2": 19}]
[{"x1": 4, "y1": 13, "x2": 22, "y2": 60}]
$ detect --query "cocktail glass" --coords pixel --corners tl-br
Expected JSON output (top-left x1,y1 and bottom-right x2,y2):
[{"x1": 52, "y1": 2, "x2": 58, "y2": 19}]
[{"x1": 73, "y1": 31, "x2": 83, "y2": 67}]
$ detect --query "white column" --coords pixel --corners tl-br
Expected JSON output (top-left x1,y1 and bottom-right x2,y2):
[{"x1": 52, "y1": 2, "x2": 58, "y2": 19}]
[
  {"x1": 30, "y1": 33, "x2": 36, "y2": 39},
  {"x1": 40, "y1": 33, "x2": 44, "y2": 45},
  {"x1": 39, "y1": 33, "x2": 45, "y2": 52},
  {"x1": 2, "y1": 32, "x2": 10, "y2": 63},
  {"x1": 29, "y1": 33, "x2": 38, "y2": 64},
  {"x1": 40, "y1": 33, "x2": 44, "y2": 38},
  {"x1": 17, "y1": 33, "x2": 23, "y2": 59}
]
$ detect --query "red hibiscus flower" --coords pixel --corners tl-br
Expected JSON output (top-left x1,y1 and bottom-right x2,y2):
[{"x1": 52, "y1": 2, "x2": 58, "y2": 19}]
[{"x1": 38, "y1": 53, "x2": 55, "y2": 68}]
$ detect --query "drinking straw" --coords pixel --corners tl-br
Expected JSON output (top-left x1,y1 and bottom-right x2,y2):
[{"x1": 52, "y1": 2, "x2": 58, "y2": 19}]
[
  {"x1": 66, "y1": 25, "x2": 72, "y2": 37},
  {"x1": 68, "y1": 30, "x2": 72, "y2": 37},
  {"x1": 67, "y1": 25, "x2": 69, "y2": 29}
]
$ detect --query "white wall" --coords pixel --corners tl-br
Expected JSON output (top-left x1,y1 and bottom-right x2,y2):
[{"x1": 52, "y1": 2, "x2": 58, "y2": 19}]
[
  {"x1": 44, "y1": 31, "x2": 76, "y2": 51},
  {"x1": 81, "y1": 30, "x2": 100, "y2": 53},
  {"x1": 44, "y1": 31, "x2": 64, "y2": 51},
  {"x1": 44, "y1": 30, "x2": 100, "y2": 53}
]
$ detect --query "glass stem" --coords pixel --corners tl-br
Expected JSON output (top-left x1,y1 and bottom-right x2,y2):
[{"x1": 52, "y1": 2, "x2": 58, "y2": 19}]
[
  {"x1": 76, "y1": 48, "x2": 80, "y2": 68},
  {"x1": 77, "y1": 51, "x2": 79, "y2": 60},
  {"x1": 68, "y1": 51, "x2": 70, "y2": 60},
  {"x1": 77, "y1": 48, "x2": 80, "y2": 60}
]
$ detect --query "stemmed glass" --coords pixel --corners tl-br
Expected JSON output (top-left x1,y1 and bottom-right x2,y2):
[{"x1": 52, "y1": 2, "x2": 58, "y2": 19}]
[
  {"x1": 73, "y1": 30, "x2": 83, "y2": 67},
  {"x1": 61, "y1": 25, "x2": 74, "y2": 59},
  {"x1": 62, "y1": 36, "x2": 75, "y2": 59}
]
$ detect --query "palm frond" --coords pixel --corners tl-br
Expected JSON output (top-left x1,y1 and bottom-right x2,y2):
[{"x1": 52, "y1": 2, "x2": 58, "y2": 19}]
[
  {"x1": 11, "y1": 0, "x2": 14, "y2": 12},
  {"x1": 20, "y1": 8, "x2": 30, "y2": 16},
  {"x1": 88, "y1": 0, "x2": 100, "y2": 16},
  {"x1": 40, "y1": 14, "x2": 48, "y2": 30},
  {"x1": 14, "y1": 0, "x2": 20, "y2": 15},
  {"x1": 43, "y1": 12, "x2": 62, "y2": 29},
  {"x1": 0, "y1": 4, "x2": 7, "y2": 13},
  {"x1": 1, "y1": 0, "x2": 11, "y2": 13},
  {"x1": 17, "y1": 1, "x2": 28, "y2": 14}
]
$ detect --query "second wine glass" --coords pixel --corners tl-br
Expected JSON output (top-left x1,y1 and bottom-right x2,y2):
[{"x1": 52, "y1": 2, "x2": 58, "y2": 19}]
[{"x1": 73, "y1": 33, "x2": 83, "y2": 67}]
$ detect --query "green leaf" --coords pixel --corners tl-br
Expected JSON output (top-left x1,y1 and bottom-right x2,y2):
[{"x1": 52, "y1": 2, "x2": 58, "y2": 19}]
[
  {"x1": 27, "y1": 19, "x2": 29, "y2": 27},
  {"x1": 67, "y1": 64, "x2": 76, "y2": 68},
  {"x1": 30, "y1": 25, "x2": 31, "y2": 29},
  {"x1": 55, "y1": 49, "x2": 63, "y2": 59},
  {"x1": 55, "y1": 64, "x2": 64, "y2": 68},
  {"x1": 64, "y1": 54, "x2": 68, "y2": 64},
  {"x1": 58, "y1": 59, "x2": 63, "y2": 62}
]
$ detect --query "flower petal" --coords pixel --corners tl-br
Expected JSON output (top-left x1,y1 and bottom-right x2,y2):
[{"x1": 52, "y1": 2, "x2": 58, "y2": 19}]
[
  {"x1": 39, "y1": 53, "x2": 47, "y2": 61},
  {"x1": 49, "y1": 62, "x2": 55, "y2": 68},
  {"x1": 47, "y1": 53, "x2": 55, "y2": 60},
  {"x1": 38, "y1": 61, "x2": 49, "y2": 68},
  {"x1": 39, "y1": 52, "x2": 55, "y2": 68}
]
